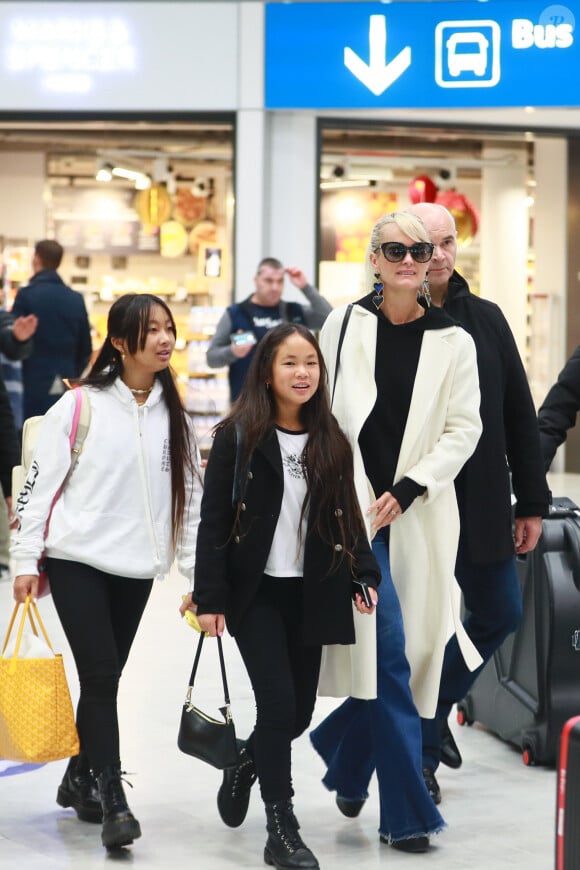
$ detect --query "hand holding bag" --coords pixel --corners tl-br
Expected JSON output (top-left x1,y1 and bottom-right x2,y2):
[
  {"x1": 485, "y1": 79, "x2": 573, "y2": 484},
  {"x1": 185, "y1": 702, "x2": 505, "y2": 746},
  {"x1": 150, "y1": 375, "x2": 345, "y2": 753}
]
[
  {"x1": 177, "y1": 632, "x2": 239, "y2": 770},
  {"x1": 0, "y1": 596, "x2": 80, "y2": 763}
]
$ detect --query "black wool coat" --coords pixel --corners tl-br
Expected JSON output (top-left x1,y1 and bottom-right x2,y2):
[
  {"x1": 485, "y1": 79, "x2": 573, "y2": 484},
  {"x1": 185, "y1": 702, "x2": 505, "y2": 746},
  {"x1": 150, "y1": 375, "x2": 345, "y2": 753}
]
[
  {"x1": 444, "y1": 272, "x2": 550, "y2": 563},
  {"x1": 194, "y1": 425, "x2": 381, "y2": 646},
  {"x1": 538, "y1": 345, "x2": 580, "y2": 472}
]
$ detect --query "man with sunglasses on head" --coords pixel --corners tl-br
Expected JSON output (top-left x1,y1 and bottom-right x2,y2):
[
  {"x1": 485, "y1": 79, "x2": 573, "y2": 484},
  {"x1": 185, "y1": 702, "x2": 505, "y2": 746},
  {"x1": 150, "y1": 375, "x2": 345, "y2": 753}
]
[
  {"x1": 407, "y1": 203, "x2": 549, "y2": 804},
  {"x1": 207, "y1": 258, "x2": 332, "y2": 403}
]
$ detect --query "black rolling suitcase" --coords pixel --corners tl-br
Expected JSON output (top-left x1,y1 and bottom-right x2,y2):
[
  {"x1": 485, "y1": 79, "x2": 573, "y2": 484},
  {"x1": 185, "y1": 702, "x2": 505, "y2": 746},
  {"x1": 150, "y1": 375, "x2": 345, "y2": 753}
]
[
  {"x1": 457, "y1": 498, "x2": 580, "y2": 766},
  {"x1": 556, "y1": 716, "x2": 580, "y2": 869}
]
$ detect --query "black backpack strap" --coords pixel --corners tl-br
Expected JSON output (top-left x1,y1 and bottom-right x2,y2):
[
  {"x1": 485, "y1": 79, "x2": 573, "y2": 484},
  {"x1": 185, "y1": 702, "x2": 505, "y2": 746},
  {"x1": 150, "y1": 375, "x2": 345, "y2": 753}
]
[
  {"x1": 232, "y1": 423, "x2": 251, "y2": 507},
  {"x1": 330, "y1": 304, "x2": 353, "y2": 409},
  {"x1": 285, "y1": 301, "x2": 306, "y2": 325},
  {"x1": 232, "y1": 298, "x2": 256, "y2": 331}
]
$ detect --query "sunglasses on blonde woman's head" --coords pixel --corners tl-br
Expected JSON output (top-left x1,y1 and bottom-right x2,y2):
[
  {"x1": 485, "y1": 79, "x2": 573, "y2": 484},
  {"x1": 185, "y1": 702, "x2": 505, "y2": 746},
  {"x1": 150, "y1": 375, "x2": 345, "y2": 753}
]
[{"x1": 378, "y1": 241, "x2": 434, "y2": 263}]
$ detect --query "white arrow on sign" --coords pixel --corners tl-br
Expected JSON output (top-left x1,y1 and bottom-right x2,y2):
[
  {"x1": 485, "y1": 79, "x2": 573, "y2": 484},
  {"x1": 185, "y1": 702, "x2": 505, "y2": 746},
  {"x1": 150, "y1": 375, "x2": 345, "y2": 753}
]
[{"x1": 344, "y1": 15, "x2": 411, "y2": 96}]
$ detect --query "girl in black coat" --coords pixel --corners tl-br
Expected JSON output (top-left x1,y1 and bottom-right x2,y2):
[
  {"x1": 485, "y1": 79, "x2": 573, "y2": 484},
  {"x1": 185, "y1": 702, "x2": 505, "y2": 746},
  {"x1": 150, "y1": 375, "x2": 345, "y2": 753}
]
[{"x1": 181, "y1": 323, "x2": 380, "y2": 870}]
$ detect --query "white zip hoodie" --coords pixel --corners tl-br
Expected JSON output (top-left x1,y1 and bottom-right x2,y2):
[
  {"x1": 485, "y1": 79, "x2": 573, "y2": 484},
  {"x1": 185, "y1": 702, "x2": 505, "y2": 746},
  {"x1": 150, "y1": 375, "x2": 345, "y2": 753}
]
[{"x1": 12, "y1": 379, "x2": 201, "y2": 583}]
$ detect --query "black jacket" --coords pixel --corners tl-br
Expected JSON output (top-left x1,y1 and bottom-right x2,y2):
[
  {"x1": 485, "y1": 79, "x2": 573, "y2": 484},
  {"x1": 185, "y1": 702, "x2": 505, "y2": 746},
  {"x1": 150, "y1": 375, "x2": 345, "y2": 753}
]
[
  {"x1": 444, "y1": 271, "x2": 550, "y2": 563},
  {"x1": 537, "y1": 345, "x2": 580, "y2": 472},
  {"x1": 0, "y1": 311, "x2": 35, "y2": 496},
  {"x1": 194, "y1": 425, "x2": 381, "y2": 645},
  {"x1": 13, "y1": 270, "x2": 92, "y2": 419}
]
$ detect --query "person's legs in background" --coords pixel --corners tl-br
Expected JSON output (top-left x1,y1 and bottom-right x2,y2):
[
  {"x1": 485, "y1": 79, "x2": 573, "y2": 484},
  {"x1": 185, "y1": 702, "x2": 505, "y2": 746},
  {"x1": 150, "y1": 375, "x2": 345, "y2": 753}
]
[
  {"x1": 48, "y1": 558, "x2": 153, "y2": 850},
  {"x1": 421, "y1": 545, "x2": 522, "y2": 797}
]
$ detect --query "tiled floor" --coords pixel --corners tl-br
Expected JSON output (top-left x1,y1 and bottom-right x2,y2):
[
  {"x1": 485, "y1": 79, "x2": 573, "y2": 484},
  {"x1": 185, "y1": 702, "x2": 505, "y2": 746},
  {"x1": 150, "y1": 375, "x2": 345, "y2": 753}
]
[{"x1": 1, "y1": 471, "x2": 575, "y2": 869}]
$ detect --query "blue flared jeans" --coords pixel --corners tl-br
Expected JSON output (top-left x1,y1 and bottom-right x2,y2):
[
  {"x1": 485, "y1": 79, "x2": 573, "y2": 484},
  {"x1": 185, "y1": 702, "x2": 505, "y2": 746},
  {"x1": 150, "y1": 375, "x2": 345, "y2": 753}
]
[
  {"x1": 310, "y1": 531, "x2": 445, "y2": 842},
  {"x1": 421, "y1": 547, "x2": 522, "y2": 770}
]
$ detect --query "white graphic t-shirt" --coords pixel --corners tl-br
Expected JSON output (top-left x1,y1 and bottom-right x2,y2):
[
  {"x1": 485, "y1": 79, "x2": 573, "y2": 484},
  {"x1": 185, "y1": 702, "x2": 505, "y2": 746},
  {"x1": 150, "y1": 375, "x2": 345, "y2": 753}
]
[{"x1": 264, "y1": 428, "x2": 309, "y2": 577}]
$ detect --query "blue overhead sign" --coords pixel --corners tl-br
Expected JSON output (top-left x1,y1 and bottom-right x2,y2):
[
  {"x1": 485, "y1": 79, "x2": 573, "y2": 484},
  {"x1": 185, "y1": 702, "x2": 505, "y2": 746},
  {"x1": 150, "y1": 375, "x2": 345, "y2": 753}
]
[{"x1": 265, "y1": 1, "x2": 578, "y2": 109}]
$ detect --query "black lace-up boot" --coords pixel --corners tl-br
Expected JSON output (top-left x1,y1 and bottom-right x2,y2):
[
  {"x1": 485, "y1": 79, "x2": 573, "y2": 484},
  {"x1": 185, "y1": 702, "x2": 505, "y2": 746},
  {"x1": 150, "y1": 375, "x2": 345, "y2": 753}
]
[
  {"x1": 97, "y1": 764, "x2": 141, "y2": 850},
  {"x1": 56, "y1": 752, "x2": 102, "y2": 823},
  {"x1": 217, "y1": 742, "x2": 257, "y2": 827},
  {"x1": 264, "y1": 800, "x2": 319, "y2": 869}
]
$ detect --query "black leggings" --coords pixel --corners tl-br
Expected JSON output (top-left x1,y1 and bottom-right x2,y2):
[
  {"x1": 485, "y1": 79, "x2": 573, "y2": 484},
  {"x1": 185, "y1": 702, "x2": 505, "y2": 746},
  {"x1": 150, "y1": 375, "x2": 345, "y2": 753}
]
[
  {"x1": 47, "y1": 558, "x2": 153, "y2": 774},
  {"x1": 234, "y1": 576, "x2": 322, "y2": 803}
]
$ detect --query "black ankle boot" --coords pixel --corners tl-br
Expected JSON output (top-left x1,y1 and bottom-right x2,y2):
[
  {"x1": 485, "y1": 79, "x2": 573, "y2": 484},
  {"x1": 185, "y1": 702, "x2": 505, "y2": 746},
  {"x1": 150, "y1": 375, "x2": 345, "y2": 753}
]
[
  {"x1": 97, "y1": 764, "x2": 141, "y2": 850},
  {"x1": 264, "y1": 800, "x2": 319, "y2": 869},
  {"x1": 56, "y1": 753, "x2": 102, "y2": 823},
  {"x1": 217, "y1": 742, "x2": 257, "y2": 827}
]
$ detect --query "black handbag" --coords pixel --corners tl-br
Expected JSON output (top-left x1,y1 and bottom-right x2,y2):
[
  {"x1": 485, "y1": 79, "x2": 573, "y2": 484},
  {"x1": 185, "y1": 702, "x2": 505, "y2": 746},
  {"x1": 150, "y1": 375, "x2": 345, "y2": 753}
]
[{"x1": 177, "y1": 632, "x2": 239, "y2": 770}]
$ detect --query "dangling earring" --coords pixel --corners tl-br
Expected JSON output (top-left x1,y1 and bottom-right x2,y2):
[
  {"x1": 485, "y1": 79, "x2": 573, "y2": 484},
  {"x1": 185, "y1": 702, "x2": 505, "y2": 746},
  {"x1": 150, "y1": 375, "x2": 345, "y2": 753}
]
[
  {"x1": 419, "y1": 276, "x2": 432, "y2": 308},
  {"x1": 372, "y1": 273, "x2": 384, "y2": 310},
  {"x1": 265, "y1": 382, "x2": 270, "y2": 390},
  {"x1": 121, "y1": 352, "x2": 126, "y2": 362}
]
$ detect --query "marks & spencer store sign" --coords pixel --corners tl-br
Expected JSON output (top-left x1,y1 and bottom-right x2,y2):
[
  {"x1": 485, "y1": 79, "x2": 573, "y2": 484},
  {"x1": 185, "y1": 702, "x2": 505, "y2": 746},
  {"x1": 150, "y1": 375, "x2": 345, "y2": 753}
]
[
  {"x1": 0, "y1": 2, "x2": 237, "y2": 111},
  {"x1": 265, "y1": 1, "x2": 578, "y2": 109}
]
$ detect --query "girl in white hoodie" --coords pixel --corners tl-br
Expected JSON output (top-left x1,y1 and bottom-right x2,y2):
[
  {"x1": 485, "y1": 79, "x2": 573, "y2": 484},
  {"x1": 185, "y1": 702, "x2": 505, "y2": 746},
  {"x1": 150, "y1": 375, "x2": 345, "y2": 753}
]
[{"x1": 12, "y1": 293, "x2": 201, "y2": 852}]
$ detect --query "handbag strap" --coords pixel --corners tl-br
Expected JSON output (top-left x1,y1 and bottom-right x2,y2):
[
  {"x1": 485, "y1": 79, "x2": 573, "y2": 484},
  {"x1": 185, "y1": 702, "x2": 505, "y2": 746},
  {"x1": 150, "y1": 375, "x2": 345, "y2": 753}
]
[
  {"x1": 330, "y1": 303, "x2": 353, "y2": 409},
  {"x1": 44, "y1": 386, "x2": 91, "y2": 540},
  {"x1": 1, "y1": 596, "x2": 54, "y2": 673},
  {"x1": 187, "y1": 633, "x2": 231, "y2": 706}
]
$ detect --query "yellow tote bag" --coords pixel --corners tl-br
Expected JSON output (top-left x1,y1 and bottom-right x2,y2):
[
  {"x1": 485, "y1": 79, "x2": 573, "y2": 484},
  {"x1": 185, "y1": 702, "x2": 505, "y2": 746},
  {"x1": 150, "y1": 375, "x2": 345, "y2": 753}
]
[{"x1": 0, "y1": 596, "x2": 80, "y2": 763}]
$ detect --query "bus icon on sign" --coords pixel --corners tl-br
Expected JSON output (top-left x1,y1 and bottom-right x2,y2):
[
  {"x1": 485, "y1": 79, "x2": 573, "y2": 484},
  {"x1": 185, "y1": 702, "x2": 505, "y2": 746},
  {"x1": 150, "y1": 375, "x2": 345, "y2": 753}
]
[{"x1": 436, "y1": 20, "x2": 500, "y2": 88}]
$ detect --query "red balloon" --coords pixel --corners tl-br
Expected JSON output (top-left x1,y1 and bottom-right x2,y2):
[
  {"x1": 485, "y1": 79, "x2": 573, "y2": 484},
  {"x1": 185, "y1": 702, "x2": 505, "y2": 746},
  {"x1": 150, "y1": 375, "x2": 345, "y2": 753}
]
[
  {"x1": 408, "y1": 174, "x2": 438, "y2": 204},
  {"x1": 436, "y1": 190, "x2": 479, "y2": 243}
]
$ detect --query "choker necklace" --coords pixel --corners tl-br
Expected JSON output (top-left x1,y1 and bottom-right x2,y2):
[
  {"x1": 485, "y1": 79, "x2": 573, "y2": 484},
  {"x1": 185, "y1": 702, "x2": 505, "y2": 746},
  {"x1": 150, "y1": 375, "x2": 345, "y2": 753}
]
[{"x1": 129, "y1": 385, "x2": 154, "y2": 395}]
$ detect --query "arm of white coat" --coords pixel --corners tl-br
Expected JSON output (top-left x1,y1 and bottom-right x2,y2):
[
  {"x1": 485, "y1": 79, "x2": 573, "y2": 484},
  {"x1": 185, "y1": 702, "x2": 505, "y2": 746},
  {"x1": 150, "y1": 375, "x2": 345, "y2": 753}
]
[
  {"x1": 405, "y1": 332, "x2": 482, "y2": 504},
  {"x1": 11, "y1": 391, "x2": 78, "y2": 576},
  {"x1": 176, "y1": 421, "x2": 203, "y2": 589}
]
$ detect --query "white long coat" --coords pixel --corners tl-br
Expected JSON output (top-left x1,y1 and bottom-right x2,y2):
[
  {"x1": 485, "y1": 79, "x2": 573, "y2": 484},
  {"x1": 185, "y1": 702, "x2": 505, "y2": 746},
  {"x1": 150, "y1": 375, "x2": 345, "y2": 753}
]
[{"x1": 318, "y1": 303, "x2": 483, "y2": 718}]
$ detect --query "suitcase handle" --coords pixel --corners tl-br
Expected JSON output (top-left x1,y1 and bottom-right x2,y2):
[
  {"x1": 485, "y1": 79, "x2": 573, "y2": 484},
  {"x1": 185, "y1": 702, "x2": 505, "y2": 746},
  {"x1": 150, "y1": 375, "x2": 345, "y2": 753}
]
[{"x1": 562, "y1": 519, "x2": 580, "y2": 591}]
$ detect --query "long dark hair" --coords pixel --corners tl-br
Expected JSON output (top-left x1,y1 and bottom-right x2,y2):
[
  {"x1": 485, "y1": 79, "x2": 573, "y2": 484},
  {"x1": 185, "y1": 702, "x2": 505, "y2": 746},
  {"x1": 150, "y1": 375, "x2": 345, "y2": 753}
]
[
  {"x1": 219, "y1": 323, "x2": 364, "y2": 566},
  {"x1": 82, "y1": 293, "x2": 196, "y2": 545}
]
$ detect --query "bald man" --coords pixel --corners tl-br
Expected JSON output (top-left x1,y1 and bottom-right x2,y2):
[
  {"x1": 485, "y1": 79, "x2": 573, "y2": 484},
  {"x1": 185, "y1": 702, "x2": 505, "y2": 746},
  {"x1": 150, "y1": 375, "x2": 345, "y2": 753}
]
[{"x1": 407, "y1": 203, "x2": 549, "y2": 803}]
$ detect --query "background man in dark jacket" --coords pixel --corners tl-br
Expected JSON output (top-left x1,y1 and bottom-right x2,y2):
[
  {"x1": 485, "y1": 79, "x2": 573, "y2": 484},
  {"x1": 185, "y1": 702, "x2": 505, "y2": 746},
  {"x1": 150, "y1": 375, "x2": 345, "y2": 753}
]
[
  {"x1": 537, "y1": 346, "x2": 580, "y2": 471},
  {"x1": 13, "y1": 239, "x2": 92, "y2": 420},
  {"x1": 409, "y1": 203, "x2": 550, "y2": 804},
  {"x1": 207, "y1": 257, "x2": 331, "y2": 402},
  {"x1": 0, "y1": 307, "x2": 37, "y2": 578}
]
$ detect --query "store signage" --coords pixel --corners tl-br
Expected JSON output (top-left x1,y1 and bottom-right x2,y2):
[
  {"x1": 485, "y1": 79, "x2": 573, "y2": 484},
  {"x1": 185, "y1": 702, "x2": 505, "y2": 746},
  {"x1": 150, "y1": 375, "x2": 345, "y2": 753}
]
[
  {"x1": 0, "y1": 2, "x2": 238, "y2": 111},
  {"x1": 265, "y1": 1, "x2": 578, "y2": 109}
]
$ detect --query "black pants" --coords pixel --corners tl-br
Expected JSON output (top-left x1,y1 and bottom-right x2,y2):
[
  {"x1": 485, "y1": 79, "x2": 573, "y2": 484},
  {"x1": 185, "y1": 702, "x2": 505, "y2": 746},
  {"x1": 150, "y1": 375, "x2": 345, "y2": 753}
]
[
  {"x1": 235, "y1": 576, "x2": 322, "y2": 803},
  {"x1": 47, "y1": 558, "x2": 153, "y2": 775}
]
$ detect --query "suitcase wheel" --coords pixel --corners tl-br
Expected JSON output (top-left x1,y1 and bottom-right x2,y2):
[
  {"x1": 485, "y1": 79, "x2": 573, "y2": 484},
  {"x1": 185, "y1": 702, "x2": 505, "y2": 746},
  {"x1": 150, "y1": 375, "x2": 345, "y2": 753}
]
[
  {"x1": 456, "y1": 706, "x2": 472, "y2": 727},
  {"x1": 522, "y1": 745, "x2": 536, "y2": 766}
]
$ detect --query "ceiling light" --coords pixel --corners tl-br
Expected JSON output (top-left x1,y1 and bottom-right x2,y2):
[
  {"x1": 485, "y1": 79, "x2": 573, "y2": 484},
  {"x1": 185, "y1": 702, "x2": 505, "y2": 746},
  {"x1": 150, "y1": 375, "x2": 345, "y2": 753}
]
[
  {"x1": 191, "y1": 177, "x2": 211, "y2": 198},
  {"x1": 111, "y1": 165, "x2": 151, "y2": 189},
  {"x1": 95, "y1": 161, "x2": 113, "y2": 182},
  {"x1": 320, "y1": 179, "x2": 372, "y2": 190}
]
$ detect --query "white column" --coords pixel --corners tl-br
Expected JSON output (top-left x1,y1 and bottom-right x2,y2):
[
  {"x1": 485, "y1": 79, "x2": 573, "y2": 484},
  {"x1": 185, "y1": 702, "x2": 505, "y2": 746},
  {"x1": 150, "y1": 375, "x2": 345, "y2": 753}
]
[
  {"x1": 235, "y1": 2, "x2": 266, "y2": 300},
  {"x1": 532, "y1": 137, "x2": 567, "y2": 381},
  {"x1": 480, "y1": 145, "x2": 528, "y2": 358},
  {"x1": 532, "y1": 137, "x2": 568, "y2": 468},
  {"x1": 0, "y1": 153, "x2": 45, "y2": 239},
  {"x1": 266, "y1": 113, "x2": 318, "y2": 297}
]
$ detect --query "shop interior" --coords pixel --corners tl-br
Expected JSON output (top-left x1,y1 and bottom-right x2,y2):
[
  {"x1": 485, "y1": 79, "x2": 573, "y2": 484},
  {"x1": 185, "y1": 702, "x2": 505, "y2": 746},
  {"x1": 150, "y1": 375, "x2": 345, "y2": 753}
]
[
  {"x1": 317, "y1": 121, "x2": 537, "y2": 297},
  {"x1": 316, "y1": 120, "x2": 548, "y2": 397},
  {"x1": 0, "y1": 117, "x2": 234, "y2": 449},
  {"x1": 0, "y1": 118, "x2": 550, "y2": 434}
]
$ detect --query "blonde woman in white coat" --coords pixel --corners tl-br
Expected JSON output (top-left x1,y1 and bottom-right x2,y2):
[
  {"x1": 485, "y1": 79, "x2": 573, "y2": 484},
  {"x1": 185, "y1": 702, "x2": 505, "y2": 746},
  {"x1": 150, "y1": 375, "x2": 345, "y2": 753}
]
[{"x1": 310, "y1": 212, "x2": 482, "y2": 853}]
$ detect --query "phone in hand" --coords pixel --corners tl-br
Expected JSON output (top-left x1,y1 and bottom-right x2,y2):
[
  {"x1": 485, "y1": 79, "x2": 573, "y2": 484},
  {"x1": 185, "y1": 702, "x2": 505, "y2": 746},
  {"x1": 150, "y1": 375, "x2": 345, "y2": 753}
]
[
  {"x1": 181, "y1": 595, "x2": 207, "y2": 634},
  {"x1": 230, "y1": 331, "x2": 257, "y2": 348},
  {"x1": 351, "y1": 579, "x2": 374, "y2": 609}
]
